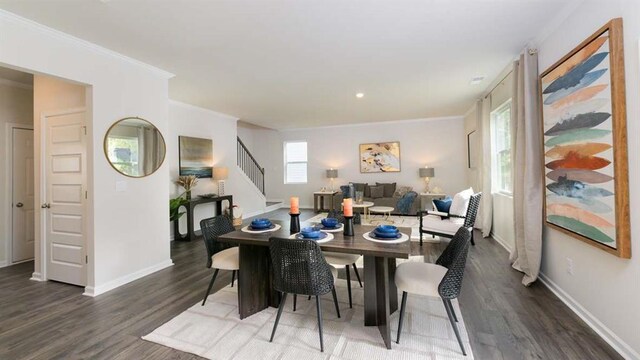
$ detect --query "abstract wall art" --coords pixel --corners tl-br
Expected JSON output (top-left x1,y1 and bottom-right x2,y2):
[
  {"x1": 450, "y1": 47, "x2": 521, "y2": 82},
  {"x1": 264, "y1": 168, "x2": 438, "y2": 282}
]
[
  {"x1": 179, "y1": 136, "x2": 213, "y2": 178},
  {"x1": 540, "y1": 18, "x2": 630, "y2": 258},
  {"x1": 359, "y1": 142, "x2": 401, "y2": 173}
]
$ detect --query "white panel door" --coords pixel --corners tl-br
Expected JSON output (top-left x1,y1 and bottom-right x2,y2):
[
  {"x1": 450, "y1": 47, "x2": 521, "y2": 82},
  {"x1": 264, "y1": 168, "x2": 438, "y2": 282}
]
[
  {"x1": 12, "y1": 128, "x2": 35, "y2": 263},
  {"x1": 44, "y1": 111, "x2": 86, "y2": 286}
]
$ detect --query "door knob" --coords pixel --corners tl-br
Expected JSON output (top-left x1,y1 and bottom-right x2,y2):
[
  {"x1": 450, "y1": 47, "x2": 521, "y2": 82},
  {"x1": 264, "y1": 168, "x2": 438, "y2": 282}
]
[
  {"x1": 16, "y1": 202, "x2": 23, "y2": 208},
  {"x1": 41, "y1": 203, "x2": 50, "y2": 209}
]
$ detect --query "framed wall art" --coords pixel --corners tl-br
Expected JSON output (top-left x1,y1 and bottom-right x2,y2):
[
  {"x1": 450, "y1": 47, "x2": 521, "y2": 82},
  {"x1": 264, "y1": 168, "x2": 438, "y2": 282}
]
[
  {"x1": 539, "y1": 18, "x2": 630, "y2": 258},
  {"x1": 359, "y1": 142, "x2": 401, "y2": 173},
  {"x1": 179, "y1": 136, "x2": 213, "y2": 178}
]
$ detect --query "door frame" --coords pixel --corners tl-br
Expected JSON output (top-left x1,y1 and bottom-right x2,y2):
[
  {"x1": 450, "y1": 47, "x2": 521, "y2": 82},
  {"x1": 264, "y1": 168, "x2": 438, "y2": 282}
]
[
  {"x1": 38, "y1": 108, "x2": 88, "y2": 283},
  {"x1": 4, "y1": 123, "x2": 34, "y2": 268}
]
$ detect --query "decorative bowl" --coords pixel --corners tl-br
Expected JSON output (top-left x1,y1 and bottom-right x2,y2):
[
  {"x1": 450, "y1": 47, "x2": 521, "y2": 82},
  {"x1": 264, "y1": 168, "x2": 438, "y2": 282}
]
[
  {"x1": 375, "y1": 225, "x2": 399, "y2": 234},
  {"x1": 300, "y1": 227, "x2": 322, "y2": 239},
  {"x1": 321, "y1": 218, "x2": 339, "y2": 228}
]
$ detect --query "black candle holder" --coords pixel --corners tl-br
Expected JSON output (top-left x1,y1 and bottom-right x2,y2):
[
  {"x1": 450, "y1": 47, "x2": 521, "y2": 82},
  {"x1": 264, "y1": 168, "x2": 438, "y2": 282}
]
[
  {"x1": 290, "y1": 213, "x2": 301, "y2": 234},
  {"x1": 343, "y1": 216, "x2": 354, "y2": 236}
]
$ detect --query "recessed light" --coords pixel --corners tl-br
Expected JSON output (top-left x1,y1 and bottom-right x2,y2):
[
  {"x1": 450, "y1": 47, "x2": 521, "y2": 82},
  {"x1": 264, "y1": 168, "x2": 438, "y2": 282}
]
[
  {"x1": 356, "y1": 93, "x2": 364, "y2": 98},
  {"x1": 470, "y1": 76, "x2": 485, "y2": 85}
]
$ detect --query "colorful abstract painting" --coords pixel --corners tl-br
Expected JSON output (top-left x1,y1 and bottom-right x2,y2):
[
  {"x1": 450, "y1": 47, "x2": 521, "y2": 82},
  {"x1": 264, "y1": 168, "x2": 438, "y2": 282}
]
[
  {"x1": 540, "y1": 19, "x2": 630, "y2": 258},
  {"x1": 359, "y1": 142, "x2": 401, "y2": 173},
  {"x1": 179, "y1": 136, "x2": 213, "y2": 178}
]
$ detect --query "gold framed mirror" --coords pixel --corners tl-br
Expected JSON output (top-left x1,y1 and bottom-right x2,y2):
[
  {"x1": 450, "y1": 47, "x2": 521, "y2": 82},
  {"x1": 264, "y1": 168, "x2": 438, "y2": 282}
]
[{"x1": 104, "y1": 117, "x2": 166, "y2": 177}]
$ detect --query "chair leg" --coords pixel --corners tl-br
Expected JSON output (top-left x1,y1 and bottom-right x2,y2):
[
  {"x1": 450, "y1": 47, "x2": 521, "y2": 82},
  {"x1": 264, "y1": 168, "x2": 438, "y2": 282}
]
[
  {"x1": 331, "y1": 287, "x2": 341, "y2": 318},
  {"x1": 270, "y1": 293, "x2": 288, "y2": 342},
  {"x1": 201, "y1": 268, "x2": 219, "y2": 306},
  {"x1": 442, "y1": 298, "x2": 466, "y2": 356},
  {"x1": 447, "y1": 299, "x2": 458, "y2": 322},
  {"x1": 352, "y1": 263, "x2": 363, "y2": 287},
  {"x1": 397, "y1": 291, "x2": 408, "y2": 344},
  {"x1": 231, "y1": 270, "x2": 236, "y2": 287},
  {"x1": 293, "y1": 294, "x2": 297, "y2": 312},
  {"x1": 315, "y1": 295, "x2": 324, "y2": 352},
  {"x1": 420, "y1": 232, "x2": 423, "y2": 246},
  {"x1": 308, "y1": 295, "x2": 311, "y2": 301},
  {"x1": 345, "y1": 265, "x2": 353, "y2": 308},
  {"x1": 470, "y1": 230, "x2": 476, "y2": 246}
]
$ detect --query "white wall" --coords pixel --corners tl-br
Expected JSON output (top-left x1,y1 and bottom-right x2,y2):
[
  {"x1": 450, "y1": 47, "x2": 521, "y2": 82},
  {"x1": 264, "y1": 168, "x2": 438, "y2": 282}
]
[
  {"x1": 168, "y1": 101, "x2": 267, "y2": 230},
  {"x1": 537, "y1": 1, "x2": 640, "y2": 358},
  {"x1": 250, "y1": 117, "x2": 467, "y2": 208},
  {"x1": 0, "y1": 79, "x2": 33, "y2": 266},
  {"x1": 0, "y1": 10, "x2": 173, "y2": 295}
]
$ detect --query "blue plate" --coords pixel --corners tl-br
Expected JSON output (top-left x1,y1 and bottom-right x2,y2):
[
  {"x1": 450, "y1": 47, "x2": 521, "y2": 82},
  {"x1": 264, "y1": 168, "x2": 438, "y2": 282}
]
[
  {"x1": 296, "y1": 232, "x2": 328, "y2": 241},
  {"x1": 321, "y1": 218, "x2": 340, "y2": 228},
  {"x1": 251, "y1": 218, "x2": 271, "y2": 226},
  {"x1": 300, "y1": 226, "x2": 322, "y2": 238},
  {"x1": 375, "y1": 225, "x2": 399, "y2": 233},
  {"x1": 319, "y1": 223, "x2": 342, "y2": 230},
  {"x1": 248, "y1": 223, "x2": 275, "y2": 231},
  {"x1": 370, "y1": 231, "x2": 402, "y2": 240}
]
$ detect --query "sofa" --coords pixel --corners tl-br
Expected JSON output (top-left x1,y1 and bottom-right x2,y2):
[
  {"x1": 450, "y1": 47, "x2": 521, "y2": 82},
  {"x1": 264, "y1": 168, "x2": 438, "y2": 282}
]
[{"x1": 332, "y1": 182, "x2": 420, "y2": 215}]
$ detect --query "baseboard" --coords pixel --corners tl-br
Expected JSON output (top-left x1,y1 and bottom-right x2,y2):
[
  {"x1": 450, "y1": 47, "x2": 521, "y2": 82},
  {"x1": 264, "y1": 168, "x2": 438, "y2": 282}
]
[
  {"x1": 490, "y1": 232, "x2": 513, "y2": 253},
  {"x1": 0, "y1": 260, "x2": 7, "y2": 268},
  {"x1": 83, "y1": 259, "x2": 174, "y2": 297},
  {"x1": 30, "y1": 272, "x2": 44, "y2": 281},
  {"x1": 538, "y1": 272, "x2": 639, "y2": 360}
]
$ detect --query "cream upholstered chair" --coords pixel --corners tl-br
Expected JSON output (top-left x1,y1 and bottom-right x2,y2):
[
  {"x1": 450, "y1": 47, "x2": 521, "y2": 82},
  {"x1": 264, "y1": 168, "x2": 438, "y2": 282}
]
[
  {"x1": 418, "y1": 192, "x2": 481, "y2": 246},
  {"x1": 395, "y1": 227, "x2": 472, "y2": 355},
  {"x1": 200, "y1": 215, "x2": 239, "y2": 306},
  {"x1": 322, "y1": 252, "x2": 362, "y2": 308}
]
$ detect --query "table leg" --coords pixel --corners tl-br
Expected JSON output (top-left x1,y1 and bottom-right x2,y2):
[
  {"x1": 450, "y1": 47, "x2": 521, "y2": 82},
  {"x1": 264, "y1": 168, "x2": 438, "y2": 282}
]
[
  {"x1": 363, "y1": 255, "x2": 394, "y2": 349},
  {"x1": 237, "y1": 244, "x2": 279, "y2": 319},
  {"x1": 314, "y1": 195, "x2": 319, "y2": 213}
]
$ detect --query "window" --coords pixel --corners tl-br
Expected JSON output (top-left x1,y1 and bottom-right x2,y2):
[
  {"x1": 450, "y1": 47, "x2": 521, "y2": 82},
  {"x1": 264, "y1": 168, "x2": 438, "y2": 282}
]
[
  {"x1": 491, "y1": 100, "x2": 512, "y2": 194},
  {"x1": 284, "y1": 141, "x2": 307, "y2": 184}
]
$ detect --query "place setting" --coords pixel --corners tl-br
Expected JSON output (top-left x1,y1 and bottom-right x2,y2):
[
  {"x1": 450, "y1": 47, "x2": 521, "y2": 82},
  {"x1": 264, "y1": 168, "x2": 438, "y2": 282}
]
[
  {"x1": 241, "y1": 218, "x2": 282, "y2": 233},
  {"x1": 363, "y1": 224, "x2": 410, "y2": 244},
  {"x1": 312, "y1": 217, "x2": 344, "y2": 233},
  {"x1": 289, "y1": 226, "x2": 334, "y2": 243}
]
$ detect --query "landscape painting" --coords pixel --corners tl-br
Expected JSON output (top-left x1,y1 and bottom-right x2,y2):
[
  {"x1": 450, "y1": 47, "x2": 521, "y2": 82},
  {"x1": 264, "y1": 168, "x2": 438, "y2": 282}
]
[
  {"x1": 359, "y1": 142, "x2": 401, "y2": 173},
  {"x1": 540, "y1": 18, "x2": 630, "y2": 258},
  {"x1": 179, "y1": 136, "x2": 213, "y2": 178}
]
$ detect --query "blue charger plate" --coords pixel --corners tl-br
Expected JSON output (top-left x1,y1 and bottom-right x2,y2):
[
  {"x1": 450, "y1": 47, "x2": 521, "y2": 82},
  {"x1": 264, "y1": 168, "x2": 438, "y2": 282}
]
[
  {"x1": 369, "y1": 231, "x2": 402, "y2": 240},
  {"x1": 248, "y1": 223, "x2": 275, "y2": 231}
]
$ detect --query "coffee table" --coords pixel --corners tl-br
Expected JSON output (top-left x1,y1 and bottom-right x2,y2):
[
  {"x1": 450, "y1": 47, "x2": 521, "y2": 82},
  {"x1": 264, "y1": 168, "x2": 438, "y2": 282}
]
[
  {"x1": 352, "y1": 201, "x2": 374, "y2": 222},
  {"x1": 369, "y1": 206, "x2": 394, "y2": 225}
]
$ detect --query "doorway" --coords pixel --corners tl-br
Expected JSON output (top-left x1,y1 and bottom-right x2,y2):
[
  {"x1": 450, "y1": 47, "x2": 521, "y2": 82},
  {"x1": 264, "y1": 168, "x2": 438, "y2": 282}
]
[{"x1": 10, "y1": 126, "x2": 35, "y2": 264}]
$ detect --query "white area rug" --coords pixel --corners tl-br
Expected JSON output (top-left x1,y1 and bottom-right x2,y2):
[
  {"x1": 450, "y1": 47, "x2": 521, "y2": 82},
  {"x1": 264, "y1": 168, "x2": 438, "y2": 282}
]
[
  {"x1": 142, "y1": 282, "x2": 473, "y2": 359},
  {"x1": 307, "y1": 214, "x2": 441, "y2": 242}
]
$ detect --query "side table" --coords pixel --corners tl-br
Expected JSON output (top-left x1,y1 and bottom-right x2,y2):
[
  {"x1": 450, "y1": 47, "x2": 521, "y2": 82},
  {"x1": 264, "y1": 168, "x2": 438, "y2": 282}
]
[
  {"x1": 313, "y1": 191, "x2": 338, "y2": 212},
  {"x1": 419, "y1": 193, "x2": 447, "y2": 211}
]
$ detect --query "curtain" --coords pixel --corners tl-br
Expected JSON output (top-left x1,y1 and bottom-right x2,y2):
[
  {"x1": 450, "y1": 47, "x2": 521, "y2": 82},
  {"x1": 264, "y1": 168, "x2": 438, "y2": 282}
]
[
  {"x1": 478, "y1": 97, "x2": 493, "y2": 237},
  {"x1": 510, "y1": 49, "x2": 543, "y2": 286},
  {"x1": 139, "y1": 126, "x2": 163, "y2": 175}
]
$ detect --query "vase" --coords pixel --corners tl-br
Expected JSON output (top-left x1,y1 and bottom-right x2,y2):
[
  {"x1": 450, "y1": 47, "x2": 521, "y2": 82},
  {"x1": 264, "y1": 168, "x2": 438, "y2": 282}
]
[{"x1": 185, "y1": 191, "x2": 192, "y2": 200}]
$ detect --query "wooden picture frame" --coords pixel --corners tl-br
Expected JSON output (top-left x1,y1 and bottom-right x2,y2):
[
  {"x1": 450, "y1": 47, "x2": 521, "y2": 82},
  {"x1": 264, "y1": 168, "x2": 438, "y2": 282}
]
[
  {"x1": 359, "y1": 141, "x2": 401, "y2": 173},
  {"x1": 539, "y1": 18, "x2": 630, "y2": 258}
]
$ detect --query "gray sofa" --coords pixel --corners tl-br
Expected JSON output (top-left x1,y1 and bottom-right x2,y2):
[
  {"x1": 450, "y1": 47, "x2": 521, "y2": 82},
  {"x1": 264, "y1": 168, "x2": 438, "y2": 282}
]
[{"x1": 332, "y1": 182, "x2": 419, "y2": 215}]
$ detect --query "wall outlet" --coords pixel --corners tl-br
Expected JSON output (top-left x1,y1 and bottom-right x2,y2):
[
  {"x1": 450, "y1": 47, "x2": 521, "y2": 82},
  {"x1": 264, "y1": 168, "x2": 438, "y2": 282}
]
[{"x1": 566, "y1": 257, "x2": 574, "y2": 275}]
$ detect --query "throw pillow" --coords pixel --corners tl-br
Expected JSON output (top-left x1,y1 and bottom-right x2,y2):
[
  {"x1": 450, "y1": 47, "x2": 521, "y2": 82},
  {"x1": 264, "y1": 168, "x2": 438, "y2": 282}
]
[
  {"x1": 432, "y1": 197, "x2": 453, "y2": 213},
  {"x1": 369, "y1": 185, "x2": 385, "y2": 199},
  {"x1": 364, "y1": 184, "x2": 371, "y2": 198},
  {"x1": 352, "y1": 182, "x2": 366, "y2": 194},
  {"x1": 449, "y1": 188, "x2": 474, "y2": 217},
  {"x1": 393, "y1": 185, "x2": 413, "y2": 197},
  {"x1": 376, "y1": 182, "x2": 396, "y2": 198}
]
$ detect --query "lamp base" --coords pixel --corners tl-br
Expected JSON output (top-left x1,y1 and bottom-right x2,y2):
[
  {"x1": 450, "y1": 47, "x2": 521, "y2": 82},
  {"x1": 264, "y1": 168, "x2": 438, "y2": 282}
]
[{"x1": 218, "y1": 180, "x2": 226, "y2": 196}]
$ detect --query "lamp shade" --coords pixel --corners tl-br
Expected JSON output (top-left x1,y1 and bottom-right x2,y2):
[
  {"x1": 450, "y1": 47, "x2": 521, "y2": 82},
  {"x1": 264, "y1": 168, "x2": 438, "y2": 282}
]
[
  {"x1": 419, "y1": 167, "x2": 435, "y2": 178},
  {"x1": 213, "y1": 167, "x2": 229, "y2": 180},
  {"x1": 326, "y1": 169, "x2": 338, "y2": 179}
]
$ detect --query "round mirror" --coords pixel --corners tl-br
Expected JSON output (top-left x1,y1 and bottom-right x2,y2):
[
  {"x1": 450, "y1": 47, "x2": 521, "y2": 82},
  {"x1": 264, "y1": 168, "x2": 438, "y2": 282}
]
[{"x1": 104, "y1": 117, "x2": 166, "y2": 177}]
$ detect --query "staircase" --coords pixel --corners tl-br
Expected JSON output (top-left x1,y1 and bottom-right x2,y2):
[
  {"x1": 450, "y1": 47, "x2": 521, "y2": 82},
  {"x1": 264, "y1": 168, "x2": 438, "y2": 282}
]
[{"x1": 237, "y1": 136, "x2": 265, "y2": 195}]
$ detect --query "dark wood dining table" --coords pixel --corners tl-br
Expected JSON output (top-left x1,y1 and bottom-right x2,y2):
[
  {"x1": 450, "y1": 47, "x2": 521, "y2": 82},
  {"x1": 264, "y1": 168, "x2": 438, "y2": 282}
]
[{"x1": 218, "y1": 219, "x2": 411, "y2": 349}]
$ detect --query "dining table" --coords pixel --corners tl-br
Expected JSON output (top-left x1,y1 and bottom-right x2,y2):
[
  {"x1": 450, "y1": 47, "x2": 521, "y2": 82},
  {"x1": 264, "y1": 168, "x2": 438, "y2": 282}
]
[{"x1": 218, "y1": 219, "x2": 411, "y2": 349}]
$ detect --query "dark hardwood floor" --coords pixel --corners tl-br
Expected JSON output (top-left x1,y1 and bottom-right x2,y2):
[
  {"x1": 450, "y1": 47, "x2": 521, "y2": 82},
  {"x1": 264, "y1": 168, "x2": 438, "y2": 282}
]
[{"x1": 0, "y1": 209, "x2": 622, "y2": 359}]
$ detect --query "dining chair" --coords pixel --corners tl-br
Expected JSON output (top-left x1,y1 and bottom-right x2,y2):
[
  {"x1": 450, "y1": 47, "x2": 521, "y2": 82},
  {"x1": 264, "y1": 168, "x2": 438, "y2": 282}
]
[
  {"x1": 394, "y1": 227, "x2": 472, "y2": 355},
  {"x1": 200, "y1": 215, "x2": 239, "y2": 306},
  {"x1": 268, "y1": 237, "x2": 341, "y2": 352},
  {"x1": 418, "y1": 192, "x2": 481, "y2": 246}
]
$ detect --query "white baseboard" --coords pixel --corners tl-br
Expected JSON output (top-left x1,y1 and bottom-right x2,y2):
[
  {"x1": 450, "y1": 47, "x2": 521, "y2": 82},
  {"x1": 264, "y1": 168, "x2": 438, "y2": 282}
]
[
  {"x1": 0, "y1": 260, "x2": 7, "y2": 268},
  {"x1": 83, "y1": 259, "x2": 174, "y2": 297},
  {"x1": 30, "y1": 272, "x2": 44, "y2": 281},
  {"x1": 490, "y1": 232, "x2": 513, "y2": 253},
  {"x1": 538, "y1": 272, "x2": 639, "y2": 360}
]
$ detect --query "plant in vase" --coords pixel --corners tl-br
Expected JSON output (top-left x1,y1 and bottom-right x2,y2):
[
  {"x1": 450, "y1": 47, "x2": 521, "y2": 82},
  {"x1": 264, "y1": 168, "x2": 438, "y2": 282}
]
[
  {"x1": 176, "y1": 175, "x2": 198, "y2": 200},
  {"x1": 169, "y1": 193, "x2": 188, "y2": 222}
]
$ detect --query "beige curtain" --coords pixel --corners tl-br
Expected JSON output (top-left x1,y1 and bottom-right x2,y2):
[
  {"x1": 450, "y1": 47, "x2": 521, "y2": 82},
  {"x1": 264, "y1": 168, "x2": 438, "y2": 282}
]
[
  {"x1": 510, "y1": 49, "x2": 543, "y2": 286},
  {"x1": 478, "y1": 96, "x2": 493, "y2": 237}
]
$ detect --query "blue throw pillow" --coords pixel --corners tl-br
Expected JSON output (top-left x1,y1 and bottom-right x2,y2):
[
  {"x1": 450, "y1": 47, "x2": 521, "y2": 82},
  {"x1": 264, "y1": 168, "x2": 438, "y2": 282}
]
[{"x1": 433, "y1": 197, "x2": 453, "y2": 213}]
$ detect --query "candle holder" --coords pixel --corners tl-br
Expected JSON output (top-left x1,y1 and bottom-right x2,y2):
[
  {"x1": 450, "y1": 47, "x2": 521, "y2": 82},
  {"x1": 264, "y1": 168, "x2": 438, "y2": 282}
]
[
  {"x1": 343, "y1": 216, "x2": 354, "y2": 236},
  {"x1": 290, "y1": 213, "x2": 301, "y2": 234}
]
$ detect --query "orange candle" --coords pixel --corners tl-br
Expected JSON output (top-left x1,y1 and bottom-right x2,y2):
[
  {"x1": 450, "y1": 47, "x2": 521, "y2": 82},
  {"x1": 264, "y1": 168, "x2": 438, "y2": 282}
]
[
  {"x1": 343, "y1": 198, "x2": 353, "y2": 217},
  {"x1": 290, "y1": 196, "x2": 299, "y2": 214}
]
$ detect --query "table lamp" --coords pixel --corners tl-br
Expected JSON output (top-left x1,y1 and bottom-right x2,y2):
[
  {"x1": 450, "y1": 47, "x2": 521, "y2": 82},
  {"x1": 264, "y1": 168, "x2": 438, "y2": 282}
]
[
  {"x1": 213, "y1": 167, "x2": 229, "y2": 196},
  {"x1": 326, "y1": 169, "x2": 338, "y2": 191},
  {"x1": 419, "y1": 167, "x2": 435, "y2": 193}
]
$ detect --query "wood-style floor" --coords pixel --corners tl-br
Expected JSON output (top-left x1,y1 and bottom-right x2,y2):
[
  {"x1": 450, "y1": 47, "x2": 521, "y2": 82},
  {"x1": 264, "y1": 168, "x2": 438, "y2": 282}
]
[{"x1": 0, "y1": 209, "x2": 622, "y2": 360}]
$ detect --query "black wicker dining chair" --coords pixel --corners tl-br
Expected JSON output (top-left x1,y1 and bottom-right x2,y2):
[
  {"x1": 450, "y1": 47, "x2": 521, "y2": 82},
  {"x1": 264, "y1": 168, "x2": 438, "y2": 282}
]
[
  {"x1": 200, "y1": 215, "x2": 238, "y2": 306},
  {"x1": 418, "y1": 192, "x2": 481, "y2": 246},
  {"x1": 268, "y1": 237, "x2": 341, "y2": 352},
  {"x1": 395, "y1": 227, "x2": 472, "y2": 355}
]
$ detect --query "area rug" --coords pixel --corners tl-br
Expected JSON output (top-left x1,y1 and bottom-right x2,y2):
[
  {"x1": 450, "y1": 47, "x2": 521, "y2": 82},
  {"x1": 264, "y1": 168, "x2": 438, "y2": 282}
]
[{"x1": 142, "y1": 282, "x2": 473, "y2": 359}]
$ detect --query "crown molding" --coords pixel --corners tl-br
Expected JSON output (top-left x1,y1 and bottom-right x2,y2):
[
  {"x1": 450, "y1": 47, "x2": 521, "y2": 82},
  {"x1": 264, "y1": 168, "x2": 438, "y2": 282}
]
[
  {"x1": 0, "y1": 9, "x2": 174, "y2": 79},
  {"x1": 169, "y1": 99, "x2": 239, "y2": 121},
  {"x1": 279, "y1": 115, "x2": 464, "y2": 132},
  {"x1": 0, "y1": 78, "x2": 33, "y2": 90}
]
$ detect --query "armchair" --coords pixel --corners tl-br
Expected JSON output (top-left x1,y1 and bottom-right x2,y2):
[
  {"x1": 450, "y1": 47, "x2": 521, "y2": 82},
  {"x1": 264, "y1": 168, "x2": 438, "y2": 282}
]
[{"x1": 418, "y1": 192, "x2": 481, "y2": 246}]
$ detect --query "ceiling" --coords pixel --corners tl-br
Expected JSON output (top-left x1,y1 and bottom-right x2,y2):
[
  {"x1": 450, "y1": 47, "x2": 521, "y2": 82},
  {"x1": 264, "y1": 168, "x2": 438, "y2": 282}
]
[{"x1": 0, "y1": 0, "x2": 578, "y2": 129}]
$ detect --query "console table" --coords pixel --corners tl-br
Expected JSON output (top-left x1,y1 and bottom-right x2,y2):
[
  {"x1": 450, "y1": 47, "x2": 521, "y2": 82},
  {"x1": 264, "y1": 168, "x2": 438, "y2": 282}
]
[
  {"x1": 313, "y1": 191, "x2": 338, "y2": 212},
  {"x1": 173, "y1": 195, "x2": 234, "y2": 242}
]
